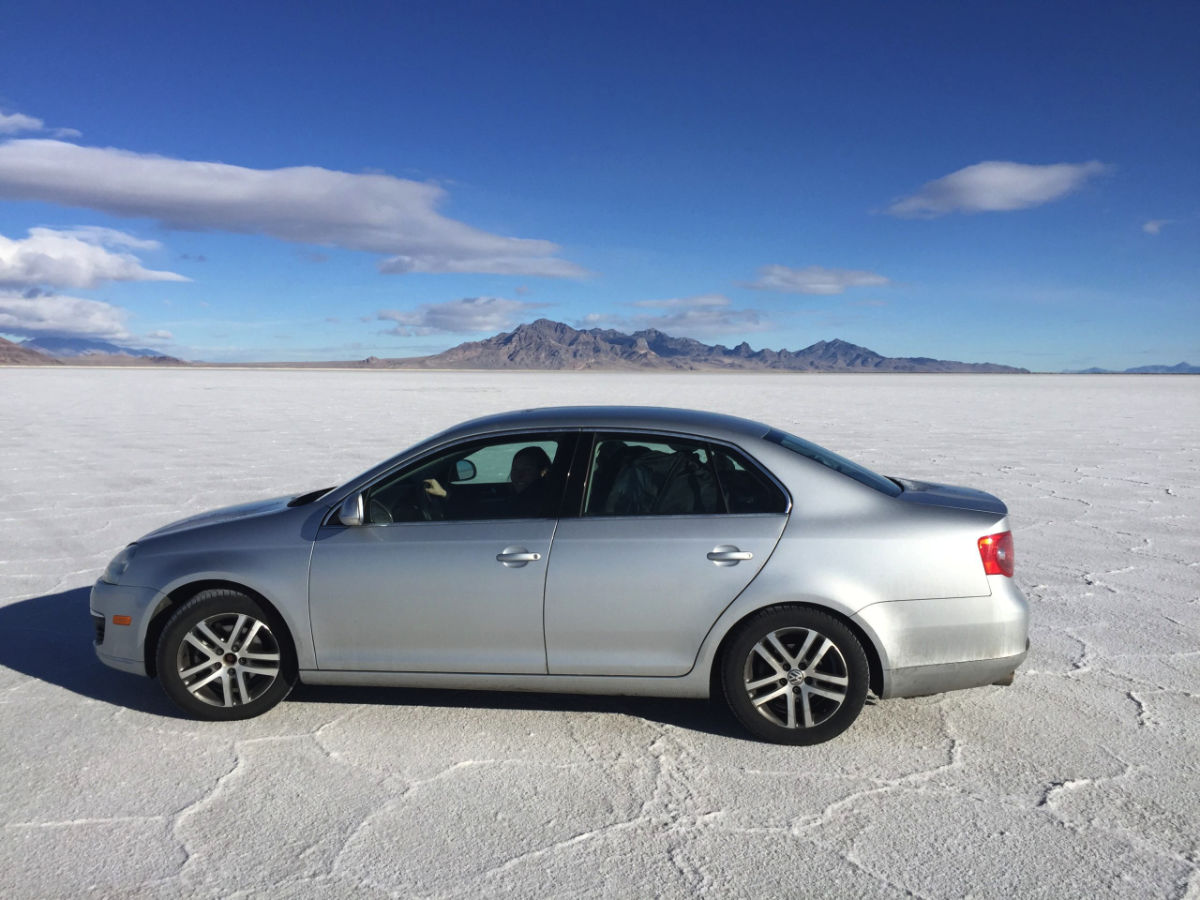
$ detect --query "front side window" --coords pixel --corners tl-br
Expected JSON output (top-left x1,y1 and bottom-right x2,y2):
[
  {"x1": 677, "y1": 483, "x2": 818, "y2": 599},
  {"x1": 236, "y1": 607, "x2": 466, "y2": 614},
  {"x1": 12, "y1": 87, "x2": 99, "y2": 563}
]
[
  {"x1": 364, "y1": 433, "x2": 571, "y2": 523},
  {"x1": 582, "y1": 433, "x2": 786, "y2": 516}
]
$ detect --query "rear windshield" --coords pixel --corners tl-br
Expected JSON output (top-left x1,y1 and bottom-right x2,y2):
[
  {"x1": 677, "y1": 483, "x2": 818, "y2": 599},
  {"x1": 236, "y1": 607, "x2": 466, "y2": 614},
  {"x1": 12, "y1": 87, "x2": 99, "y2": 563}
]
[{"x1": 765, "y1": 429, "x2": 901, "y2": 497}]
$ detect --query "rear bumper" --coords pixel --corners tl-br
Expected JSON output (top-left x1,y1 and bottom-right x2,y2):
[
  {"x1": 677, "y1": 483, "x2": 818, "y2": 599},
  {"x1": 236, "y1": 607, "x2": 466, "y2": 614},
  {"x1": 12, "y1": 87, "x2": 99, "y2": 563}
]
[
  {"x1": 853, "y1": 576, "x2": 1029, "y2": 700},
  {"x1": 882, "y1": 643, "x2": 1028, "y2": 699}
]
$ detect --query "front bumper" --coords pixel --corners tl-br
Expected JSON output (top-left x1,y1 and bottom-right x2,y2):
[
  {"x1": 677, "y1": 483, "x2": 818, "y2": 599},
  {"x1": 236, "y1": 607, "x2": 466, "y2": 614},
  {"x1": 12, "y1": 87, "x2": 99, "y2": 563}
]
[
  {"x1": 853, "y1": 575, "x2": 1029, "y2": 700},
  {"x1": 89, "y1": 579, "x2": 161, "y2": 677}
]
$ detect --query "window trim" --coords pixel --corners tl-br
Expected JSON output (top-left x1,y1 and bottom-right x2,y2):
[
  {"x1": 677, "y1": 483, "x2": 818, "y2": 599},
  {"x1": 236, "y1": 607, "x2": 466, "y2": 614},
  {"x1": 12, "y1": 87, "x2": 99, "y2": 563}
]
[{"x1": 764, "y1": 427, "x2": 901, "y2": 498}]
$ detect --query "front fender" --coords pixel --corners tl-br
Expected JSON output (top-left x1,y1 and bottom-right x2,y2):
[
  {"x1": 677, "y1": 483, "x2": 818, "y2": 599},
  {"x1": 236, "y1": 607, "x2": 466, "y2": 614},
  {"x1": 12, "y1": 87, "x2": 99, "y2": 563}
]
[{"x1": 127, "y1": 547, "x2": 318, "y2": 671}]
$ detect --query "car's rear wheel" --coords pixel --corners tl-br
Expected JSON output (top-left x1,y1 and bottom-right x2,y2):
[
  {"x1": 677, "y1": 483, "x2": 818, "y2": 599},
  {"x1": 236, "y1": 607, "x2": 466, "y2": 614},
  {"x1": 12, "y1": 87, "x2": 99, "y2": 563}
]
[
  {"x1": 156, "y1": 589, "x2": 296, "y2": 720},
  {"x1": 721, "y1": 606, "x2": 869, "y2": 744}
]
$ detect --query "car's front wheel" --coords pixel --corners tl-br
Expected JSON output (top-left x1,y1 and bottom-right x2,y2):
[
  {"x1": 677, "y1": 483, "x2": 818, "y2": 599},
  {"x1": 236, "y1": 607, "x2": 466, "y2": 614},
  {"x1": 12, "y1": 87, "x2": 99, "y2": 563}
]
[
  {"x1": 156, "y1": 589, "x2": 296, "y2": 720},
  {"x1": 721, "y1": 606, "x2": 869, "y2": 744}
]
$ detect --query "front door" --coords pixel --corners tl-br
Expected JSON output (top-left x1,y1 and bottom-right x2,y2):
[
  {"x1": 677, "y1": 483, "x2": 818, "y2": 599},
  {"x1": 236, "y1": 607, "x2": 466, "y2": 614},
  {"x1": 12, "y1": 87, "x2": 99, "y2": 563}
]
[
  {"x1": 309, "y1": 518, "x2": 555, "y2": 672},
  {"x1": 308, "y1": 432, "x2": 576, "y2": 673}
]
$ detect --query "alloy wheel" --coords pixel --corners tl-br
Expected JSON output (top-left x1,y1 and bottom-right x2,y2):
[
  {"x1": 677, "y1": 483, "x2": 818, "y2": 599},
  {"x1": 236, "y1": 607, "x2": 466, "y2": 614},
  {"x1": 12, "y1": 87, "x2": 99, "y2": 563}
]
[
  {"x1": 174, "y1": 612, "x2": 282, "y2": 708},
  {"x1": 741, "y1": 626, "x2": 850, "y2": 730}
]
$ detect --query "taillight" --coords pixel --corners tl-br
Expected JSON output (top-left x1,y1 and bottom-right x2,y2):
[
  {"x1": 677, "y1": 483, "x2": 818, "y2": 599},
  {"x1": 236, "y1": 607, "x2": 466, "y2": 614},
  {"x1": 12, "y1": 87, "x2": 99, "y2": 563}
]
[{"x1": 979, "y1": 531, "x2": 1014, "y2": 577}]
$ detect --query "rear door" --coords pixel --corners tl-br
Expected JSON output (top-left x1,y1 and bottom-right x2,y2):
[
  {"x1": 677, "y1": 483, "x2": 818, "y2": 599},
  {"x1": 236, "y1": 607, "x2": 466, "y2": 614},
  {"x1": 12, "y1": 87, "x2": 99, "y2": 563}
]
[{"x1": 543, "y1": 432, "x2": 789, "y2": 676}]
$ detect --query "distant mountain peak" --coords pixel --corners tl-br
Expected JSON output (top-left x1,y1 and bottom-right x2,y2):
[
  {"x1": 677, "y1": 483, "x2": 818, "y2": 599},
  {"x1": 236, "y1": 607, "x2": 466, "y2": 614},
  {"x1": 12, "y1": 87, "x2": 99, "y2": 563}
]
[{"x1": 388, "y1": 319, "x2": 1027, "y2": 373}]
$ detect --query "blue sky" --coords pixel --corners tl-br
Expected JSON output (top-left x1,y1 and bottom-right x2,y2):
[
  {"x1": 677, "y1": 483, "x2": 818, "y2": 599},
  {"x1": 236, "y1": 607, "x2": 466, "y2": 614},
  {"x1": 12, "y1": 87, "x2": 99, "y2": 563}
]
[{"x1": 0, "y1": 1, "x2": 1196, "y2": 370}]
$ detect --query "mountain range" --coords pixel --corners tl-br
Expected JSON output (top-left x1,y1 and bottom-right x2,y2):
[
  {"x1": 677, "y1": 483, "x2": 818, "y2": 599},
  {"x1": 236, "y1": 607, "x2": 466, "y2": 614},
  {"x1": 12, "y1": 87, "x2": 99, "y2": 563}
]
[
  {"x1": 1064, "y1": 362, "x2": 1200, "y2": 374},
  {"x1": 0, "y1": 336, "x2": 61, "y2": 365},
  {"x1": 367, "y1": 319, "x2": 1030, "y2": 373},
  {"x1": 0, "y1": 336, "x2": 182, "y2": 366},
  {"x1": 20, "y1": 336, "x2": 169, "y2": 359},
  {"x1": 3, "y1": 324, "x2": 1196, "y2": 373}
]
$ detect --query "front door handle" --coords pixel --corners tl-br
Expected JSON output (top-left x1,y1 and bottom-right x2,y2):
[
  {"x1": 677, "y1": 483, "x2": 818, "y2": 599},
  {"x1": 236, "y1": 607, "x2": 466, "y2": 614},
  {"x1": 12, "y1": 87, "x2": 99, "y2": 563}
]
[
  {"x1": 707, "y1": 546, "x2": 753, "y2": 566},
  {"x1": 497, "y1": 547, "x2": 542, "y2": 567}
]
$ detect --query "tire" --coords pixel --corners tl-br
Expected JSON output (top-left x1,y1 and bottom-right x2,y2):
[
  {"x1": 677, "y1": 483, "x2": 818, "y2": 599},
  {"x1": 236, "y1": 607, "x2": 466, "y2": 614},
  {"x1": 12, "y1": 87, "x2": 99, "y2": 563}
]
[
  {"x1": 156, "y1": 589, "x2": 297, "y2": 721},
  {"x1": 720, "y1": 606, "x2": 869, "y2": 745}
]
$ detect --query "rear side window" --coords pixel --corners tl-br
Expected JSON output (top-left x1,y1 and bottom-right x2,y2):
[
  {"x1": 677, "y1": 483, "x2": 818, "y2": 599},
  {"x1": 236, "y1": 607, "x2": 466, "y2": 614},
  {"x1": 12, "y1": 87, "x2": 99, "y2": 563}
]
[
  {"x1": 710, "y1": 445, "x2": 789, "y2": 513},
  {"x1": 765, "y1": 428, "x2": 901, "y2": 497},
  {"x1": 583, "y1": 434, "x2": 787, "y2": 516}
]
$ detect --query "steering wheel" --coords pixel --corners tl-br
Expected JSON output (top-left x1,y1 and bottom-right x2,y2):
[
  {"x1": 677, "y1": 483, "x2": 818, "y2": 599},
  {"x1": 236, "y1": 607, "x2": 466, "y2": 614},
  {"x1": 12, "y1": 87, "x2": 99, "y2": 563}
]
[
  {"x1": 414, "y1": 484, "x2": 435, "y2": 521},
  {"x1": 417, "y1": 483, "x2": 447, "y2": 521}
]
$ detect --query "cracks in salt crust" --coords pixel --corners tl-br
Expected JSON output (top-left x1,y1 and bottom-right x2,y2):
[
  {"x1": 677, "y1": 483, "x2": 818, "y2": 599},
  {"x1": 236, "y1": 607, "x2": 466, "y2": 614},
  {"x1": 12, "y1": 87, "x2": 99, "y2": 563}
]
[
  {"x1": 5, "y1": 815, "x2": 165, "y2": 830},
  {"x1": 467, "y1": 723, "x2": 721, "y2": 890},
  {"x1": 1036, "y1": 777, "x2": 1093, "y2": 809},
  {"x1": 326, "y1": 757, "x2": 588, "y2": 889},
  {"x1": 763, "y1": 706, "x2": 965, "y2": 900},
  {"x1": 308, "y1": 708, "x2": 362, "y2": 762},
  {"x1": 163, "y1": 732, "x2": 335, "y2": 887},
  {"x1": 163, "y1": 741, "x2": 247, "y2": 884},
  {"x1": 794, "y1": 707, "x2": 965, "y2": 837},
  {"x1": 629, "y1": 707, "x2": 968, "y2": 894},
  {"x1": 1172, "y1": 848, "x2": 1200, "y2": 900},
  {"x1": 646, "y1": 729, "x2": 717, "y2": 894},
  {"x1": 1034, "y1": 751, "x2": 1200, "y2": 887},
  {"x1": 471, "y1": 815, "x2": 649, "y2": 883},
  {"x1": 1126, "y1": 690, "x2": 1153, "y2": 728},
  {"x1": 1062, "y1": 630, "x2": 1095, "y2": 674},
  {"x1": 1082, "y1": 572, "x2": 1120, "y2": 594},
  {"x1": 145, "y1": 725, "x2": 405, "y2": 894},
  {"x1": 1044, "y1": 488, "x2": 1093, "y2": 508},
  {"x1": 1113, "y1": 670, "x2": 1200, "y2": 704}
]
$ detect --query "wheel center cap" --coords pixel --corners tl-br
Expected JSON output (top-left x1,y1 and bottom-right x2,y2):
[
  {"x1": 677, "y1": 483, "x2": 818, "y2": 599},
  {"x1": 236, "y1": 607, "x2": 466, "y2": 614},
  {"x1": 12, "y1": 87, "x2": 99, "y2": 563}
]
[
  {"x1": 223, "y1": 653, "x2": 237, "y2": 665},
  {"x1": 787, "y1": 668, "x2": 806, "y2": 685}
]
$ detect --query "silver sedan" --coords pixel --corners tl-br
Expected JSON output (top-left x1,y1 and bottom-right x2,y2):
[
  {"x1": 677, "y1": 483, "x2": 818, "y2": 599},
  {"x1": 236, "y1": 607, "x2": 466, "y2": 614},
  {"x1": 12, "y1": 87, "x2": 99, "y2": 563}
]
[{"x1": 91, "y1": 407, "x2": 1028, "y2": 744}]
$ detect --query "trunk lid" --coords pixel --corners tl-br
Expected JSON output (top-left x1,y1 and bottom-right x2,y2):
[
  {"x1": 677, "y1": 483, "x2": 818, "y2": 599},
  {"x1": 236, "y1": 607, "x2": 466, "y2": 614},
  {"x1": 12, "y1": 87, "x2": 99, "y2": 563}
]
[{"x1": 892, "y1": 478, "x2": 1009, "y2": 515}]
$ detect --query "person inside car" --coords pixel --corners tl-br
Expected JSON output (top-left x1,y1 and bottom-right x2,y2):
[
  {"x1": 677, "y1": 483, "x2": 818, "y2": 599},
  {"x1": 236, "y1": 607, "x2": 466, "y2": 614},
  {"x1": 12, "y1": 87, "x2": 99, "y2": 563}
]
[{"x1": 423, "y1": 445, "x2": 553, "y2": 517}]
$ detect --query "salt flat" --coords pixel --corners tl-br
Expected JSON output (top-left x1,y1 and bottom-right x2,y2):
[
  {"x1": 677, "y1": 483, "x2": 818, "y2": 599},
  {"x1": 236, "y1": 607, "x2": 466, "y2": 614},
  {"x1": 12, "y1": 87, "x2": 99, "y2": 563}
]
[{"x1": 1, "y1": 368, "x2": 1197, "y2": 898}]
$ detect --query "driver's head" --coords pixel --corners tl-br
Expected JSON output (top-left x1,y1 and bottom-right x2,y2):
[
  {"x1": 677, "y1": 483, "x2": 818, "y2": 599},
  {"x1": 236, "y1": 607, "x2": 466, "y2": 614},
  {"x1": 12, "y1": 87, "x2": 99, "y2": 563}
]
[{"x1": 510, "y1": 446, "x2": 551, "y2": 493}]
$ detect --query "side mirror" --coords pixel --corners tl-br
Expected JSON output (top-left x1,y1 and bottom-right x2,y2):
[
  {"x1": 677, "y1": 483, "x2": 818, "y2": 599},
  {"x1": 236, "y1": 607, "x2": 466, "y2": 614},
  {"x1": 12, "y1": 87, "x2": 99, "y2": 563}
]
[
  {"x1": 454, "y1": 459, "x2": 477, "y2": 482},
  {"x1": 337, "y1": 493, "x2": 364, "y2": 526}
]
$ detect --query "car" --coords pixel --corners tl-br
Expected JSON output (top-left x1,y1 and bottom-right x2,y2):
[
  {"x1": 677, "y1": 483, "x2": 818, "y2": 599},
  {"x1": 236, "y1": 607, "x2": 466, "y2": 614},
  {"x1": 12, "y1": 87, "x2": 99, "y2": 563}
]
[{"x1": 91, "y1": 406, "x2": 1028, "y2": 744}]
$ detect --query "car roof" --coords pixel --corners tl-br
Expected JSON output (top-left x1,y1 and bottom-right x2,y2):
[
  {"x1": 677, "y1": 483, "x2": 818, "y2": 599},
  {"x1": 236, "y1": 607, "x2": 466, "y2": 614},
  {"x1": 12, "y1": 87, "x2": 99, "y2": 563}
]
[{"x1": 437, "y1": 406, "x2": 773, "y2": 445}]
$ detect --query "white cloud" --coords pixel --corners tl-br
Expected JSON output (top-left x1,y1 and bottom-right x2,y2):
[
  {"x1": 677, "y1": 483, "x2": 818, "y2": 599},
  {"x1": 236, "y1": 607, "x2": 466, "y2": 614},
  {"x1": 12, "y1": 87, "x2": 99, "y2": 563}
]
[
  {"x1": 0, "y1": 289, "x2": 130, "y2": 339},
  {"x1": 378, "y1": 297, "x2": 549, "y2": 336},
  {"x1": 630, "y1": 294, "x2": 769, "y2": 335},
  {"x1": 1143, "y1": 219, "x2": 1172, "y2": 235},
  {"x1": 0, "y1": 226, "x2": 188, "y2": 289},
  {"x1": 0, "y1": 111, "x2": 80, "y2": 138},
  {"x1": 886, "y1": 160, "x2": 1111, "y2": 217},
  {"x1": 0, "y1": 139, "x2": 585, "y2": 277},
  {"x1": 0, "y1": 112, "x2": 43, "y2": 135},
  {"x1": 633, "y1": 293, "x2": 731, "y2": 310},
  {"x1": 746, "y1": 264, "x2": 889, "y2": 295}
]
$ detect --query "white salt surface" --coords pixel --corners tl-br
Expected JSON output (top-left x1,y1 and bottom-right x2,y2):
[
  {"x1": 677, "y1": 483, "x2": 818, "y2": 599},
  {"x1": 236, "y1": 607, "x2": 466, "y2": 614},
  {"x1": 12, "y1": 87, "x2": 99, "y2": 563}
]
[{"x1": 1, "y1": 369, "x2": 1197, "y2": 897}]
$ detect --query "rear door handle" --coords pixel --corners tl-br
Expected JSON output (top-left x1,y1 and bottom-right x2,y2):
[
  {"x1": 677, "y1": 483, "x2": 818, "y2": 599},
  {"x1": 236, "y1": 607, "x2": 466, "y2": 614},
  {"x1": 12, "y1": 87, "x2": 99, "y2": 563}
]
[
  {"x1": 497, "y1": 551, "x2": 541, "y2": 562},
  {"x1": 707, "y1": 546, "x2": 753, "y2": 565},
  {"x1": 497, "y1": 547, "x2": 542, "y2": 567}
]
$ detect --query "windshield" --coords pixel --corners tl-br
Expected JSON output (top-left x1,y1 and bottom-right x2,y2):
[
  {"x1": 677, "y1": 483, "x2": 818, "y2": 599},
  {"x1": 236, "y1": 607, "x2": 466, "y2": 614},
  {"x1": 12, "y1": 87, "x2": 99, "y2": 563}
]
[{"x1": 764, "y1": 429, "x2": 901, "y2": 497}]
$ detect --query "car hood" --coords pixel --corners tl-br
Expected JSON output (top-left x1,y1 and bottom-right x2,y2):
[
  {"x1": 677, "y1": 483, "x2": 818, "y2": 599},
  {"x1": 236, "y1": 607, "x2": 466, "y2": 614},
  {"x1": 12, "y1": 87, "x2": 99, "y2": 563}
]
[
  {"x1": 892, "y1": 478, "x2": 1008, "y2": 516},
  {"x1": 141, "y1": 494, "x2": 298, "y2": 540}
]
